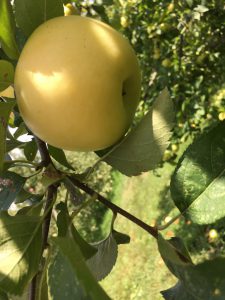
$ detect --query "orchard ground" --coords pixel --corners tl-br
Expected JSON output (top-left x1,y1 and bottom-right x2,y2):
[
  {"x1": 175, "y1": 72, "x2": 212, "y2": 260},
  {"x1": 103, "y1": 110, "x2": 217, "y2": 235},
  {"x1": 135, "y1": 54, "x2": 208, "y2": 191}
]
[
  {"x1": 101, "y1": 165, "x2": 177, "y2": 300},
  {"x1": 99, "y1": 161, "x2": 225, "y2": 299}
]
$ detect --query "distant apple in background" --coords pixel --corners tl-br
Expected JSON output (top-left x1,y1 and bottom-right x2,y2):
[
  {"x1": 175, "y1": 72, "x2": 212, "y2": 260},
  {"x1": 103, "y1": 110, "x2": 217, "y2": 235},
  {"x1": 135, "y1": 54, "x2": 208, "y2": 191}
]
[
  {"x1": 63, "y1": 3, "x2": 79, "y2": 16},
  {"x1": 0, "y1": 86, "x2": 14, "y2": 98},
  {"x1": 208, "y1": 229, "x2": 219, "y2": 243},
  {"x1": 14, "y1": 16, "x2": 141, "y2": 151}
]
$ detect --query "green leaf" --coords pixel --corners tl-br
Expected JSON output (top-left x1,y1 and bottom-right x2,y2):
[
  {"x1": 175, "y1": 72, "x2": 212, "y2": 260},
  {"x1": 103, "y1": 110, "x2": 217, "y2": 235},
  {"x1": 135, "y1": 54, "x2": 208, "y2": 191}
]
[
  {"x1": 15, "y1": 189, "x2": 31, "y2": 204},
  {"x1": 0, "y1": 171, "x2": 26, "y2": 210},
  {"x1": 48, "y1": 145, "x2": 74, "y2": 171},
  {"x1": 13, "y1": 122, "x2": 27, "y2": 139},
  {"x1": 86, "y1": 232, "x2": 118, "y2": 281},
  {"x1": 6, "y1": 139, "x2": 25, "y2": 152},
  {"x1": 182, "y1": 258, "x2": 225, "y2": 299},
  {"x1": 171, "y1": 122, "x2": 225, "y2": 224},
  {"x1": 15, "y1": 189, "x2": 43, "y2": 205},
  {"x1": 0, "y1": 212, "x2": 42, "y2": 295},
  {"x1": 99, "y1": 88, "x2": 174, "y2": 176},
  {"x1": 164, "y1": 258, "x2": 225, "y2": 300},
  {"x1": 112, "y1": 229, "x2": 130, "y2": 245},
  {"x1": 158, "y1": 234, "x2": 225, "y2": 299},
  {"x1": 161, "y1": 282, "x2": 195, "y2": 300},
  {"x1": 0, "y1": 289, "x2": 9, "y2": 300},
  {"x1": 86, "y1": 215, "x2": 130, "y2": 281},
  {"x1": 92, "y1": 5, "x2": 109, "y2": 23},
  {"x1": 15, "y1": 0, "x2": 64, "y2": 37},
  {"x1": 16, "y1": 201, "x2": 43, "y2": 216},
  {"x1": 56, "y1": 202, "x2": 97, "y2": 259},
  {"x1": 0, "y1": 100, "x2": 16, "y2": 173},
  {"x1": 65, "y1": 178, "x2": 84, "y2": 207},
  {"x1": 47, "y1": 237, "x2": 110, "y2": 300},
  {"x1": 24, "y1": 139, "x2": 37, "y2": 162},
  {"x1": 103, "y1": 0, "x2": 114, "y2": 5},
  {"x1": 0, "y1": 0, "x2": 20, "y2": 60},
  {"x1": 157, "y1": 234, "x2": 192, "y2": 269},
  {"x1": 0, "y1": 60, "x2": 14, "y2": 92}
]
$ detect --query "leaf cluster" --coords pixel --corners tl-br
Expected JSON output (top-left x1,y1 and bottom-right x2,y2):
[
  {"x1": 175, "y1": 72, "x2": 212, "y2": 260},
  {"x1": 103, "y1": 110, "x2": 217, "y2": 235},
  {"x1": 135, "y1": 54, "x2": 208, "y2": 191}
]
[{"x1": 1, "y1": 1, "x2": 225, "y2": 299}]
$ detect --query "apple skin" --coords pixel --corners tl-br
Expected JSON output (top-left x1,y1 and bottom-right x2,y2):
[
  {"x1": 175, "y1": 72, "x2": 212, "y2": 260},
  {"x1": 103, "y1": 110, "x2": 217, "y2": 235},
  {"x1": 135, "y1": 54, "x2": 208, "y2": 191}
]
[{"x1": 14, "y1": 16, "x2": 141, "y2": 151}]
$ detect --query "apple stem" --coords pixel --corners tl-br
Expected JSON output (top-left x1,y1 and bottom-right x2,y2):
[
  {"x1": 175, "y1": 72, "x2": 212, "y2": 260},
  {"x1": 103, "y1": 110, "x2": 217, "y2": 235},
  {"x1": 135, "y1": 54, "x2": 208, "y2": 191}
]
[{"x1": 66, "y1": 176, "x2": 158, "y2": 239}]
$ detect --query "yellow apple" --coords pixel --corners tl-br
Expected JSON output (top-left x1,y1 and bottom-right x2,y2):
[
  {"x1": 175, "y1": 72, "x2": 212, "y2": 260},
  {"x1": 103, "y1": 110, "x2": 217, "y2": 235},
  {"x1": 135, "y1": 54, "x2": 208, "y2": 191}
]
[
  {"x1": 120, "y1": 16, "x2": 129, "y2": 28},
  {"x1": 14, "y1": 16, "x2": 141, "y2": 151},
  {"x1": 63, "y1": 3, "x2": 79, "y2": 16},
  {"x1": 162, "y1": 58, "x2": 172, "y2": 68},
  {"x1": 208, "y1": 229, "x2": 219, "y2": 243}
]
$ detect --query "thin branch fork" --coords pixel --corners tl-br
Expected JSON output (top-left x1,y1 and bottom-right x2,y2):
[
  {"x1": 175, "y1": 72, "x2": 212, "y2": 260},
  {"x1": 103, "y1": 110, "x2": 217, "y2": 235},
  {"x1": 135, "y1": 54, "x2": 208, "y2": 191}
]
[{"x1": 68, "y1": 176, "x2": 158, "y2": 239}]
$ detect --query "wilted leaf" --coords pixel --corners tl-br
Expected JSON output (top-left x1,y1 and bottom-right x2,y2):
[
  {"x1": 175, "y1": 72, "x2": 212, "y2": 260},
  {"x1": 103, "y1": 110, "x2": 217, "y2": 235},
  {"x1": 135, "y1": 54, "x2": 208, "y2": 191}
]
[
  {"x1": 99, "y1": 88, "x2": 174, "y2": 176},
  {"x1": 15, "y1": 0, "x2": 64, "y2": 37},
  {"x1": 171, "y1": 122, "x2": 225, "y2": 224},
  {"x1": 0, "y1": 0, "x2": 19, "y2": 59},
  {"x1": 0, "y1": 171, "x2": 26, "y2": 210},
  {"x1": 0, "y1": 212, "x2": 42, "y2": 295},
  {"x1": 47, "y1": 237, "x2": 110, "y2": 300},
  {"x1": 0, "y1": 61, "x2": 14, "y2": 92}
]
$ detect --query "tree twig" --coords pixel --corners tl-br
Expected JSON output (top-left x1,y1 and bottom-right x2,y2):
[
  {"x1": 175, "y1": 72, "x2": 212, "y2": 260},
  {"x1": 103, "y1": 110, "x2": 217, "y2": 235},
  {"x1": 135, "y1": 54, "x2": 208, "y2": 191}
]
[
  {"x1": 66, "y1": 176, "x2": 158, "y2": 239},
  {"x1": 41, "y1": 185, "x2": 57, "y2": 251},
  {"x1": 34, "y1": 137, "x2": 52, "y2": 169},
  {"x1": 29, "y1": 275, "x2": 38, "y2": 300},
  {"x1": 29, "y1": 138, "x2": 57, "y2": 300}
]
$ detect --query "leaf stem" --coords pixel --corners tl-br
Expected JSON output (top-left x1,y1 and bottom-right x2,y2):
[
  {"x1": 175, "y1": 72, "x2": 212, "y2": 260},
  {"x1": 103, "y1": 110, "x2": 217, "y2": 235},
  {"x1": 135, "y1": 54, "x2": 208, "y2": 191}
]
[
  {"x1": 66, "y1": 176, "x2": 158, "y2": 239},
  {"x1": 41, "y1": 185, "x2": 57, "y2": 250},
  {"x1": 29, "y1": 275, "x2": 38, "y2": 300},
  {"x1": 157, "y1": 212, "x2": 182, "y2": 231},
  {"x1": 4, "y1": 159, "x2": 38, "y2": 166}
]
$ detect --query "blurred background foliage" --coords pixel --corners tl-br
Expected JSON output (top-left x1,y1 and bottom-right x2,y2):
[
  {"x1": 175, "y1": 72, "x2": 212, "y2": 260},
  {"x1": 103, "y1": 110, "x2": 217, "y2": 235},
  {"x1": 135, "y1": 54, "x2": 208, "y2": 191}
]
[{"x1": 70, "y1": 0, "x2": 225, "y2": 159}]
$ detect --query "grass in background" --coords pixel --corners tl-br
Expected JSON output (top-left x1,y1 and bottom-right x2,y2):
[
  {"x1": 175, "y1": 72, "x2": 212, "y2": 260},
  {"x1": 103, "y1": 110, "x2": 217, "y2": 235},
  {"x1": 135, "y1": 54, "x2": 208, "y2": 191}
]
[
  {"x1": 100, "y1": 157, "x2": 225, "y2": 299},
  {"x1": 101, "y1": 163, "x2": 177, "y2": 300}
]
